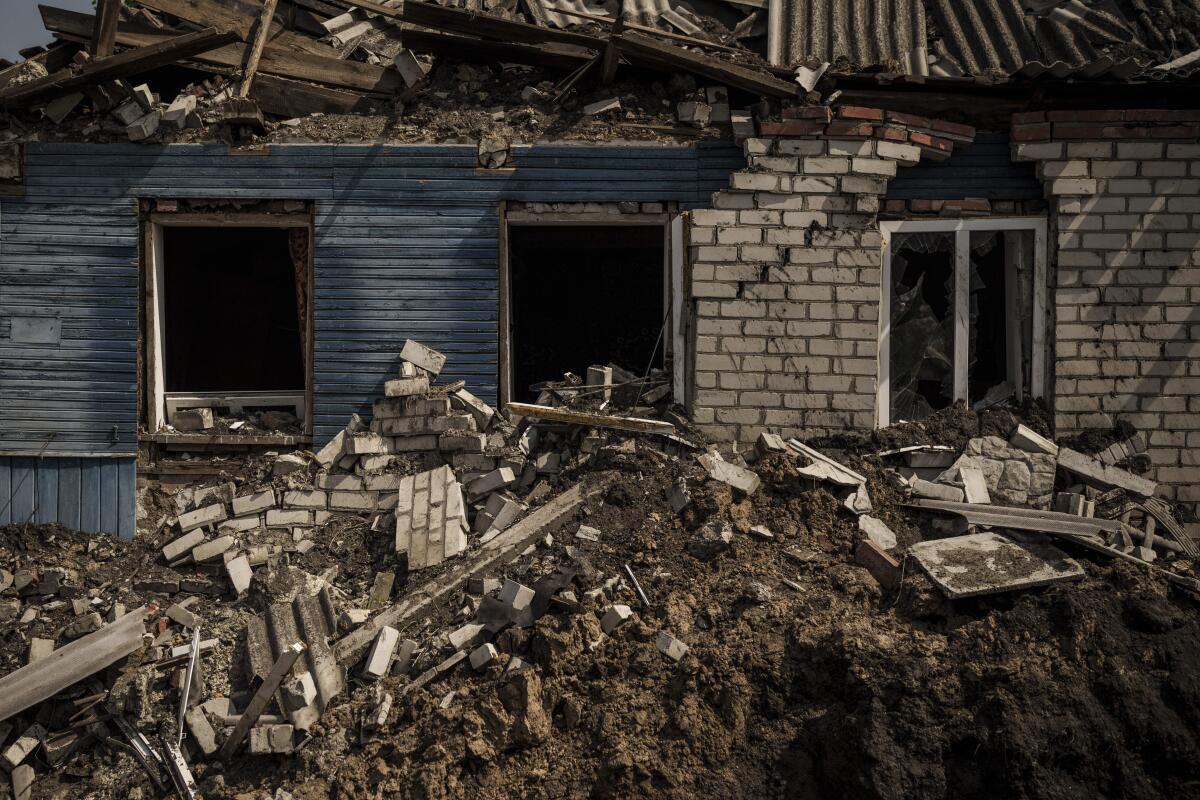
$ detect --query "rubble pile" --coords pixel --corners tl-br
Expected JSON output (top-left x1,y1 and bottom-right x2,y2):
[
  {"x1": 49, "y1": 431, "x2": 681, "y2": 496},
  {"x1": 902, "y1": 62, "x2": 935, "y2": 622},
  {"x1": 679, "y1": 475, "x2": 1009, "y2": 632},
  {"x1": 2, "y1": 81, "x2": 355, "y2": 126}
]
[
  {"x1": 0, "y1": 0, "x2": 795, "y2": 150},
  {"x1": 2, "y1": 342, "x2": 1200, "y2": 799}
]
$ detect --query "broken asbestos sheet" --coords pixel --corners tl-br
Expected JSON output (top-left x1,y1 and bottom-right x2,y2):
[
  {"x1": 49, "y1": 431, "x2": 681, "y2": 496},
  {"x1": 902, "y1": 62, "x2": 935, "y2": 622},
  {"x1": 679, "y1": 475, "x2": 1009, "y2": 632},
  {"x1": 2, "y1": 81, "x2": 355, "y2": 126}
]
[{"x1": 909, "y1": 531, "x2": 1084, "y2": 598}]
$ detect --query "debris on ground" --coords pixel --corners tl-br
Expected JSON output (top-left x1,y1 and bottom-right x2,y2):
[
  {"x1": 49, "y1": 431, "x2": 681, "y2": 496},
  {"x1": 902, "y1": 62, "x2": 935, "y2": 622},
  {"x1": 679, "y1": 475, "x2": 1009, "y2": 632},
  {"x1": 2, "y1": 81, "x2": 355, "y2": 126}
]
[{"x1": 1, "y1": 339, "x2": 1199, "y2": 798}]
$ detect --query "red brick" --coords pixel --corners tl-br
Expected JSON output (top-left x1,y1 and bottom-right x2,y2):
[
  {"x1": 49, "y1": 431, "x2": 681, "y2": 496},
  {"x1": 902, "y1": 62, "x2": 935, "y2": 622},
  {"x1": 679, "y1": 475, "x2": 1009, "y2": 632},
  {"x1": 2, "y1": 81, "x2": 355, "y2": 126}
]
[
  {"x1": 1011, "y1": 111, "x2": 1047, "y2": 124},
  {"x1": 1150, "y1": 124, "x2": 1200, "y2": 139},
  {"x1": 873, "y1": 125, "x2": 908, "y2": 142},
  {"x1": 930, "y1": 118, "x2": 976, "y2": 139},
  {"x1": 1011, "y1": 122, "x2": 1052, "y2": 141},
  {"x1": 156, "y1": 199, "x2": 179, "y2": 212},
  {"x1": 883, "y1": 199, "x2": 906, "y2": 213},
  {"x1": 782, "y1": 105, "x2": 833, "y2": 122},
  {"x1": 1047, "y1": 109, "x2": 1125, "y2": 123},
  {"x1": 941, "y1": 198, "x2": 991, "y2": 216},
  {"x1": 1124, "y1": 109, "x2": 1171, "y2": 122},
  {"x1": 825, "y1": 120, "x2": 874, "y2": 137},
  {"x1": 1166, "y1": 110, "x2": 1200, "y2": 122},
  {"x1": 909, "y1": 131, "x2": 953, "y2": 152},
  {"x1": 855, "y1": 540, "x2": 901, "y2": 590},
  {"x1": 887, "y1": 110, "x2": 931, "y2": 129},
  {"x1": 909, "y1": 198, "x2": 935, "y2": 213},
  {"x1": 838, "y1": 105, "x2": 885, "y2": 122},
  {"x1": 1052, "y1": 123, "x2": 1112, "y2": 138},
  {"x1": 758, "y1": 120, "x2": 825, "y2": 136}
]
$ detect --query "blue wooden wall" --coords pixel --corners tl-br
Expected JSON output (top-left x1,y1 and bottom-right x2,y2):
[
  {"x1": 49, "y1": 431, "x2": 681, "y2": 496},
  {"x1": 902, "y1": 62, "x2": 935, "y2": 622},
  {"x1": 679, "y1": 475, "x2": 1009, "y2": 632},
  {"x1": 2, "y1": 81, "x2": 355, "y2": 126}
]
[
  {"x1": 886, "y1": 132, "x2": 1041, "y2": 200},
  {"x1": 0, "y1": 141, "x2": 744, "y2": 463},
  {"x1": 0, "y1": 456, "x2": 136, "y2": 537}
]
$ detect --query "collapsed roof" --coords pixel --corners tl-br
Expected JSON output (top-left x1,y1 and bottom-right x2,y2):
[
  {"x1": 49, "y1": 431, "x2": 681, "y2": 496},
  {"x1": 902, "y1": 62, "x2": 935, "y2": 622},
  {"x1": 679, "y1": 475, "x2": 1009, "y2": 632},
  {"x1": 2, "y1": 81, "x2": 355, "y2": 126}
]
[{"x1": 779, "y1": 0, "x2": 1200, "y2": 80}]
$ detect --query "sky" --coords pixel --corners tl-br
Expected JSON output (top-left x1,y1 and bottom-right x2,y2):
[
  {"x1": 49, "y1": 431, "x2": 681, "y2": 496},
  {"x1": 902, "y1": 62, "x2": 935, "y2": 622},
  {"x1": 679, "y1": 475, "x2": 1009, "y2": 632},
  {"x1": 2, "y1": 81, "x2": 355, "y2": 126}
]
[{"x1": 2, "y1": 0, "x2": 96, "y2": 63}]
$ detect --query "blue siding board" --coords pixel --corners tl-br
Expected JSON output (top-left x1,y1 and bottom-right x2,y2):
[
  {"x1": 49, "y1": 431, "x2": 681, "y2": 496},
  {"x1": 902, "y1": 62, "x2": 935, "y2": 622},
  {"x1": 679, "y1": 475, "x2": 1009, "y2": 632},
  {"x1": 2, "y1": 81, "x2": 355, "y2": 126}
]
[
  {"x1": 58, "y1": 458, "x2": 82, "y2": 531},
  {"x1": 99, "y1": 460, "x2": 119, "y2": 535},
  {"x1": 886, "y1": 132, "x2": 1040, "y2": 200},
  {"x1": 80, "y1": 459, "x2": 101, "y2": 534},
  {"x1": 35, "y1": 459, "x2": 58, "y2": 524},
  {"x1": 10, "y1": 458, "x2": 35, "y2": 525},
  {"x1": 2, "y1": 140, "x2": 746, "y2": 470},
  {"x1": 0, "y1": 461, "x2": 9, "y2": 525}
]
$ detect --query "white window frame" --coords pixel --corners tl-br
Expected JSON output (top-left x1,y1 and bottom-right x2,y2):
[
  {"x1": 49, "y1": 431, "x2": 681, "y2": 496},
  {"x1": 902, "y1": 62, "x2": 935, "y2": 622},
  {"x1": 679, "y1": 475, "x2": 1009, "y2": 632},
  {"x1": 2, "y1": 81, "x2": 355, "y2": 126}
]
[{"x1": 877, "y1": 217, "x2": 1047, "y2": 427}]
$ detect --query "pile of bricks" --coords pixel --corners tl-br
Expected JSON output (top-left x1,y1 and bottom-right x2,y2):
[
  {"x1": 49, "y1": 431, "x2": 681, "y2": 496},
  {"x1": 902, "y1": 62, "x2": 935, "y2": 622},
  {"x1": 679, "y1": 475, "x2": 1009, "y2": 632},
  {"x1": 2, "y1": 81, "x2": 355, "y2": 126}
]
[{"x1": 158, "y1": 339, "x2": 538, "y2": 583}]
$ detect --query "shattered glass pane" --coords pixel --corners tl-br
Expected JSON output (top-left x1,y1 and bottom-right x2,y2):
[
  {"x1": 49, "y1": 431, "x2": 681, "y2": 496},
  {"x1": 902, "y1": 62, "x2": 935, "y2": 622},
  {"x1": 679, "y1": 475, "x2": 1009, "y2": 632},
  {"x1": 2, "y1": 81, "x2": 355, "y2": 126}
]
[{"x1": 890, "y1": 232, "x2": 954, "y2": 421}]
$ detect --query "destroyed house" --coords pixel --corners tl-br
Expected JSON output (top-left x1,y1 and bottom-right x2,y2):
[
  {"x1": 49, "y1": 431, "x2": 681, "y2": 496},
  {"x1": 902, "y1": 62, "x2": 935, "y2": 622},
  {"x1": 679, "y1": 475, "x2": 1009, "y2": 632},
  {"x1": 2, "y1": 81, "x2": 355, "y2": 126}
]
[{"x1": 2, "y1": 0, "x2": 1200, "y2": 537}]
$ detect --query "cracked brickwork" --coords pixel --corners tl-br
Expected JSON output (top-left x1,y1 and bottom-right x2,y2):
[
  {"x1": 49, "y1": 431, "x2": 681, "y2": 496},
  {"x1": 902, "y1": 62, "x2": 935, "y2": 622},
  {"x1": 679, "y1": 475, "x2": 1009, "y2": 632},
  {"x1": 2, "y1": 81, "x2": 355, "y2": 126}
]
[
  {"x1": 685, "y1": 106, "x2": 975, "y2": 445},
  {"x1": 1013, "y1": 110, "x2": 1200, "y2": 510}
]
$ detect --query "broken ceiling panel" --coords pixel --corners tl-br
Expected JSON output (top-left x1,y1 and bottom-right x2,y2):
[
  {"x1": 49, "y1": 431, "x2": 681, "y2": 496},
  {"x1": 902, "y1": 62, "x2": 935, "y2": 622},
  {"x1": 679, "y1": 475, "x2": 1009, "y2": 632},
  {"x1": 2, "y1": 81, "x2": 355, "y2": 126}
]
[{"x1": 527, "y1": 0, "x2": 673, "y2": 29}]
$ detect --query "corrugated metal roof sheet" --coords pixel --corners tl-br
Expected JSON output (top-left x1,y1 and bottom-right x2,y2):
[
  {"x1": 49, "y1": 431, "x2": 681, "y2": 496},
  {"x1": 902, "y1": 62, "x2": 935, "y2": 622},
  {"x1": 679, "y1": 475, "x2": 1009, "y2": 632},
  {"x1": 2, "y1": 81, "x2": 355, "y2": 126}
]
[
  {"x1": 780, "y1": 0, "x2": 928, "y2": 72},
  {"x1": 778, "y1": 0, "x2": 1190, "y2": 79},
  {"x1": 525, "y1": 0, "x2": 672, "y2": 29}
]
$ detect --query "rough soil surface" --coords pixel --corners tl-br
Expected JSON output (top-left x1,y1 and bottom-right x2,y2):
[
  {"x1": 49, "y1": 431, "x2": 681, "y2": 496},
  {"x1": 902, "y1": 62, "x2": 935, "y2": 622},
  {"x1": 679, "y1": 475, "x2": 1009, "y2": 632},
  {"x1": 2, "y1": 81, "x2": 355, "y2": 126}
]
[{"x1": 4, "y1": 411, "x2": 1199, "y2": 800}]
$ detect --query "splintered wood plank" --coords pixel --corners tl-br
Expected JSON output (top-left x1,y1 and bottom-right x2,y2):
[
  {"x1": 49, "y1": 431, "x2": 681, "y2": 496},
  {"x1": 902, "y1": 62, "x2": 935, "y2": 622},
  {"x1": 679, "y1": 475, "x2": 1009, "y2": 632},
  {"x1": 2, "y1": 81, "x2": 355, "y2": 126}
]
[
  {"x1": 506, "y1": 402, "x2": 675, "y2": 435},
  {"x1": 40, "y1": 6, "x2": 400, "y2": 95},
  {"x1": 92, "y1": 0, "x2": 121, "y2": 58},
  {"x1": 0, "y1": 27, "x2": 239, "y2": 105},
  {"x1": 613, "y1": 31, "x2": 797, "y2": 98},
  {"x1": 239, "y1": 0, "x2": 281, "y2": 98},
  {"x1": 908, "y1": 531, "x2": 1083, "y2": 598}
]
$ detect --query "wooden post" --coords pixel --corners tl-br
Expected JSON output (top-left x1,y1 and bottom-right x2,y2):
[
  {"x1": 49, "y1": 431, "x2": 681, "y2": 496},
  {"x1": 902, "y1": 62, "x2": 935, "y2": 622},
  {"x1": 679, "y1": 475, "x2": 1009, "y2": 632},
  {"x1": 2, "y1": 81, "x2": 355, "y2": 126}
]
[
  {"x1": 217, "y1": 641, "x2": 304, "y2": 759},
  {"x1": 599, "y1": 6, "x2": 625, "y2": 86},
  {"x1": 92, "y1": 0, "x2": 121, "y2": 59},
  {"x1": 239, "y1": 0, "x2": 280, "y2": 98}
]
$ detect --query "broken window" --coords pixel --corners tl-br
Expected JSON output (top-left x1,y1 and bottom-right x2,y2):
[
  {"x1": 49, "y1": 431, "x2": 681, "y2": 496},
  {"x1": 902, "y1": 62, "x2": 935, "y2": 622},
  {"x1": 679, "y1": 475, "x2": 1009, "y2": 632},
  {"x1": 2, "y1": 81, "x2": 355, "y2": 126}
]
[
  {"x1": 144, "y1": 214, "x2": 313, "y2": 435},
  {"x1": 880, "y1": 220, "x2": 1046, "y2": 426},
  {"x1": 505, "y1": 225, "x2": 666, "y2": 403}
]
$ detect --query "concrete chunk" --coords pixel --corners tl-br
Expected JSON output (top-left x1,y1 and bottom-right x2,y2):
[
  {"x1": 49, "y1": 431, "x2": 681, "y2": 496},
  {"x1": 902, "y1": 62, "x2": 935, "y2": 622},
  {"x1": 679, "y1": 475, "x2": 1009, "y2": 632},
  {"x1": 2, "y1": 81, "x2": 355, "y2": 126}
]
[
  {"x1": 910, "y1": 478, "x2": 965, "y2": 502},
  {"x1": 162, "y1": 93, "x2": 197, "y2": 129},
  {"x1": 27, "y1": 638, "x2": 54, "y2": 664},
  {"x1": 11, "y1": 764, "x2": 33, "y2": 800},
  {"x1": 499, "y1": 579, "x2": 535, "y2": 627},
  {"x1": 960, "y1": 466, "x2": 992, "y2": 504},
  {"x1": 857, "y1": 515, "x2": 896, "y2": 550},
  {"x1": 191, "y1": 535, "x2": 235, "y2": 563},
  {"x1": 282, "y1": 489, "x2": 327, "y2": 509},
  {"x1": 273, "y1": 453, "x2": 308, "y2": 476},
  {"x1": 184, "y1": 706, "x2": 218, "y2": 756},
  {"x1": 232, "y1": 489, "x2": 276, "y2": 517},
  {"x1": 697, "y1": 453, "x2": 761, "y2": 495},
  {"x1": 1009, "y1": 424, "x2": 1058, "y2": 456},
  {"x1": 163, "y1": 529, "x2": 206, "y2": 562},
  {"x1": 165, "y1": 604, "x2": 199, "y2": 629},
  {"x1": 267, "y1": 509, "x2": 312, "y2": 527},
  {"x1": 400, "y1": 339, "x2": 447, "y2": 376},
  {"x1": 656, "y1": 631, "x2": 689, "y2": 662},
  {"x1": 248, "y1": 724, "x2": 294, "y2": 754},
  {"x1": 1057, "y1": 447, "x2": 1157, "y2": 498},
  {"x1": 450, "y1": 388, "x2": 495, "y2": 431},
  {"x1": 583, "y1": 97, "x2": 620, "y2": 115},
  {"x1": 330, "y1": 490, "x2": 377, "y2": 512},
  {"x1": 466, "y1": 467, "x2": 516, "y2": 499},
  {"x1": 393, "y1": 49, "x2": 429, "y2": 87},
  {"x1": 384, "y1": 375, "x2": 431, "y2": 397},
  {"x1": 362, "y1": 626, "x2": 400, "y2": 679},
  {"x1": 469, "y1": 643, "x2": 498, "y2": 671},
  {"x1": 126, "y1": 110, "x2": 160, "y2": 141},
  {"x1": 281, "y1": 671, "x2": 317, "y2": 712},
  {"x1": 1, "y1": 724, "x2": 45, "y2": 770},
  {"x1": 226, "y1": 555, "x2": 252, "y2": 596},
  {"x1": 171, "y1": 408, "x2": 213, "y2": 431},
  {"x1": 178, "y1": 502, "x2": 227, "y2": 532},
  {"x1": 601, "y1": 604, "x2": 634, "y2": 635}
]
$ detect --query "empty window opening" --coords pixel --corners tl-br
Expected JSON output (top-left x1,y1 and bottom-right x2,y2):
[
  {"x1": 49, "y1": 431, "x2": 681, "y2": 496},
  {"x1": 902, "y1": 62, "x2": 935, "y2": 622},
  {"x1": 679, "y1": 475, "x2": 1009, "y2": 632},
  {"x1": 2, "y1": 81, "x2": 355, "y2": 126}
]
[
  {"x1": 880, "y1": 219, "x2": 1046, "y2": 426},
  {"x1": 507, "y1": 225, "x2": 665, "y2": 402},
  {"x1": 162, "y1": 227, "x2": 305, "y2": 392}
]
